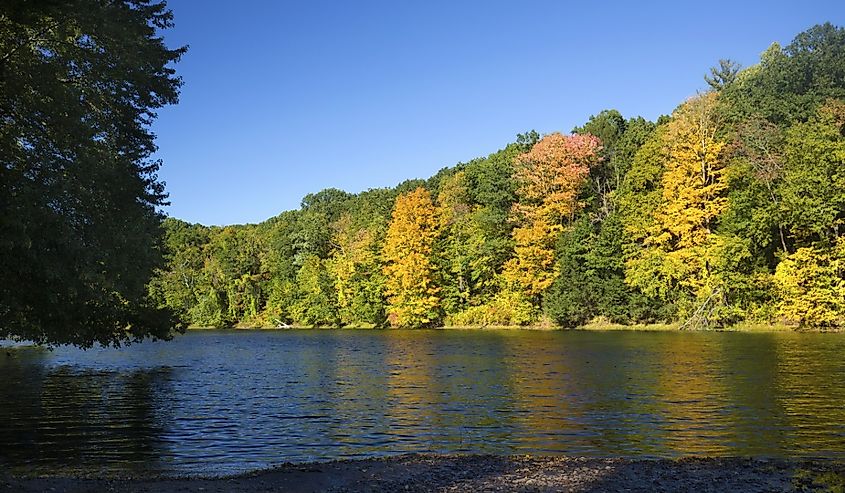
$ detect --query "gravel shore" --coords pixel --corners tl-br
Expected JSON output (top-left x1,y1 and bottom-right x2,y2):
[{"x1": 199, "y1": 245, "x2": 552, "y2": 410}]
[{"x1": 4, "y1": 454, "x2": 845, "y2": 492}]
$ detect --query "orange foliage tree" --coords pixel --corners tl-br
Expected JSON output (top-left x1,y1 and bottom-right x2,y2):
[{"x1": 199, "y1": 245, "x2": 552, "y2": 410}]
[{"x1": 503, "y1": 133, "x2": 602, "y2": 300}]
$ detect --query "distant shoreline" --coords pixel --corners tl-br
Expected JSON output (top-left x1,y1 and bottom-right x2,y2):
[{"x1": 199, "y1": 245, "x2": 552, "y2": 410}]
[
  {"x1": 5, "y1": 454, "x2": 845, "y2": 492},
  {"x1": 184, "y1": 322, "x2": 828, "y2": 333}
]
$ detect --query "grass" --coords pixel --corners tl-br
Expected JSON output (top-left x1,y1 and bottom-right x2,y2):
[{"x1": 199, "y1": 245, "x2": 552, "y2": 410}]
[
  {"x1": 720, "y1": 322, "x2": 797, "y2": 332},
  {"x1": 577, "y1": 321, "x2": 681, "y2": 331}
]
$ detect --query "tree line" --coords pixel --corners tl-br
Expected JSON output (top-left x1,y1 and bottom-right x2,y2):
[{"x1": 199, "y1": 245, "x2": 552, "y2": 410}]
[{"x1": 151, "y1": 23, "x2": 845, "y2": 330}]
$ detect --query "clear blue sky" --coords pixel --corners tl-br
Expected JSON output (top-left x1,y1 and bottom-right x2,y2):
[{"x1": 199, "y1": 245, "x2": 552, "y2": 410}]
[{"x1": 152, "y1": 0, "x2": 844, "y2": 226}]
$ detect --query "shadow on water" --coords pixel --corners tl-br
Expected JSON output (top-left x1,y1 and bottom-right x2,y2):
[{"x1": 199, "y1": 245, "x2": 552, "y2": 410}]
[{"x1": 0, "y1": 347, "x2": 174, "y2": 475}]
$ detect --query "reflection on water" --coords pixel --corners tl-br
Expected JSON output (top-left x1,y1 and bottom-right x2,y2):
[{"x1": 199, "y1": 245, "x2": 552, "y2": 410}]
[
  {"x1": 0, "y1": 350, "x2": 173, "y2": 475},
  {"x1": 1, "y1": 330, "x2": 845, "y2": 475}
]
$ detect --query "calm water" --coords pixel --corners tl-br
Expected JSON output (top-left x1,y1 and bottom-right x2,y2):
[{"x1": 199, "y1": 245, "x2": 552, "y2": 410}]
[{"x1": 2, "y1": 329, "x2": 845, "y2": 476}]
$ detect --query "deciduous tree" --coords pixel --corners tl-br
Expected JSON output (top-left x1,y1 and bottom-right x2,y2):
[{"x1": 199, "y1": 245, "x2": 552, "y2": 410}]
[
  {"x1": 625, "y1": 93, "x2": 729, "y2": 315},
  {"x1": 503, "y1": 133, "x2": 601, "y2": 300},
  {"x1": 0, "y1": 0, "x2": 185, "y2": 346},
  {"x1": 780, "y1": 100, "x2": 845, "y2": 245},
  {"x1": 774, "y1": 238, "x2": 845, "y2": 327},
  {"x1": 382, "y1": 188, "x2": 440, "y2": 327}
]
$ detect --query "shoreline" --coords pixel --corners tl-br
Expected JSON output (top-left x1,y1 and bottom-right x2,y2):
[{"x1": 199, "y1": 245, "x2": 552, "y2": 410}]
[
  {"x1": 185, "y1": 322, "x2": 821, "y2": 333},
  {"x1": 5, "y1": 454, "x2": 845, "y2": 492}
]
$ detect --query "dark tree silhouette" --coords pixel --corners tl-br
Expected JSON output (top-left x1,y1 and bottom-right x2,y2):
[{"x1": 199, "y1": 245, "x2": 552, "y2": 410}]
[{"x1": 0, "y1": 0, "x2": 185, "y2": 346}]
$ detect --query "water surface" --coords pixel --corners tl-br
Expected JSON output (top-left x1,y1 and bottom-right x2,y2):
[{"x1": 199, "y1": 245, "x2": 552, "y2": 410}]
[{"x1": 2, "y1": 329, "x2": 844, "y2": 475}]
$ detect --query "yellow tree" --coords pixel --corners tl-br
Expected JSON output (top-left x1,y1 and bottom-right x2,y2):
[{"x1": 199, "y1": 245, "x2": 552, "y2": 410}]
[
  {"x1": 626, "y1": 92, "x2": 729, "y2": 312},
  {"x1": 653, "y1": 92, "x2": 727, "y2": 248},
  {"x1": 774, "y1": 237, "x2": 845, "y2": 327},
  {"x1": 382, "y1": 187, "x2": 440, "y2": 327},
  {"x1": 503, "y1": 133, "x2": 602, "y2": 300}
]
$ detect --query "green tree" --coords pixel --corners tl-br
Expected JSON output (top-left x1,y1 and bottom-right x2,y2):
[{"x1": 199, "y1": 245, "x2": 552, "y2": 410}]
[
  {"x1": 0, "y1": 0, "x2": 185, "y2": 346},
  {"x1": 291, "y1": 188, "x2": 352, "y2": 264},
  {"x1": 260, "y1": 210, "x2": 302, "y2": 325},
  {"x1": 721, "y1": 116, "x2": 788, "y2": 257},
  {"x1": 722, "y1": 24, "x2": 845, "y2": 125},
  {"x1": 462, "y1": 141, "x2": 525, "y2": 290},
  {"x1": 779, "y1": 100, "x2": 845, "y2": 245},
  {"x1": 546, "y1": 113, "x2": 660, "y2": 326},
  {"x1": 435, "y1": 171, "x2": 475, "y2": 314},
  {"x1": 705, "y1": 59, "x2": 741, "y2": 90},
  {"x1": 573, "y1": 110, "x2": 626, "y2": 220},
  {"x1": 199, "y1": 226, "x2": 268, "y2": 326},
  {"x1": 291, "y1": 254, "x2": 339, "y2": 326},
  {"x1": 148, "y1": 218, "x2": 210, "y2": 322},
  {"x1": 326, "y1": 212, "x2": 386, "y2": 327}
]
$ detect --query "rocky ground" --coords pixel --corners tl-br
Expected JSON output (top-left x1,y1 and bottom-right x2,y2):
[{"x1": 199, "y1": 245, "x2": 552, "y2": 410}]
[{"x1": 4, "y1": 454, "x2": 845, "y2": 492}]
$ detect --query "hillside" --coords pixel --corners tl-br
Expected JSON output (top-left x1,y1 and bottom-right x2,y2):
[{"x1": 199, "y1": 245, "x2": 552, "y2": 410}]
[{"x1": 150, "y1": 23, "x2": 845, "y2": 330}]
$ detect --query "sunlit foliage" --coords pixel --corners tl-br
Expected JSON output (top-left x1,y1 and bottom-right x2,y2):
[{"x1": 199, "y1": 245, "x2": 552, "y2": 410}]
[
  {"x1": 382, "y1": 188, "x2": 441, "y2": 327},
  {"x1": 503, "y1": 133, "x2": 602, "y2": 299},
  {"x1": 150, "y1": 24, "x2": 845, "y2": 330}
]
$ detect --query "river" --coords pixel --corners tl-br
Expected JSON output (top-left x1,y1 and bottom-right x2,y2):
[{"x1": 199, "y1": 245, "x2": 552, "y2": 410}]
[{"x1": 1, "y1": 329, "x2": 844, "y2": 476}]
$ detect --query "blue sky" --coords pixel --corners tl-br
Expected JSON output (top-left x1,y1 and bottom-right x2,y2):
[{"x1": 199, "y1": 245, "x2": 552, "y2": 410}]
[{"x1": 153, "y1": 0, "x2": 844, "y2": 225}]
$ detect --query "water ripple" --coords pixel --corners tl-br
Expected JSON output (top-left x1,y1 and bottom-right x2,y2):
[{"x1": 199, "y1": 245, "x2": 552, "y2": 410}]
[{"x1": 2, "y1": 330, "x2": 845, "y2": 475}]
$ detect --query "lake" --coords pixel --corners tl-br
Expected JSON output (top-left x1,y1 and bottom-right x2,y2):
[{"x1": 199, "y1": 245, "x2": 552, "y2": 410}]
[{"x1": 2, "y1": 329, "x2": 844, "y2": 476}]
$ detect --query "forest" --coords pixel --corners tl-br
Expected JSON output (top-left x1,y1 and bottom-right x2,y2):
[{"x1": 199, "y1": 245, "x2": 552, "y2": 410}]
[{"x1": 150, "y1": 24, "x2": 845, "y2": 330}]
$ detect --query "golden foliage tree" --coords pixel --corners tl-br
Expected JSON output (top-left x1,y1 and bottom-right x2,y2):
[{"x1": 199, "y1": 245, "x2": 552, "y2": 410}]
[
  {"x1": 503, "y1": 133, "x2": 602, "y2": 299},
  {"x1": 654, "y1": 92, "x2": 728, "y2": 248},
  {"x1": 626, "y1": 92, "x2": 729, "y2": 309},
  {"x1": 774, "y1": 237, "x2": 845, "y2": 327},
  {"x1": 382, "y1": 188, "x2": 441, "y2": 327}
]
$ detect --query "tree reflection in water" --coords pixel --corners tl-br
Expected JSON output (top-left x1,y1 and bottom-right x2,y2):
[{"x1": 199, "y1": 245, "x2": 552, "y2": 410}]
[
  {"x1": 0, "y1": 348, "x2": 174, "y2": 475},
  {"x1": 1, "y1": 330, "x2": 845, "y2": 476}
]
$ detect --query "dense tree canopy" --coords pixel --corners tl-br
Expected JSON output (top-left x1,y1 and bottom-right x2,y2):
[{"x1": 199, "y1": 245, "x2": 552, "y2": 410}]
[
  {"x1": 1, "y1": 0, "x2": 185, "y2": 346},
  {"x1": 151, "y1": 23, "x2": 845, "y2": 330}
]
